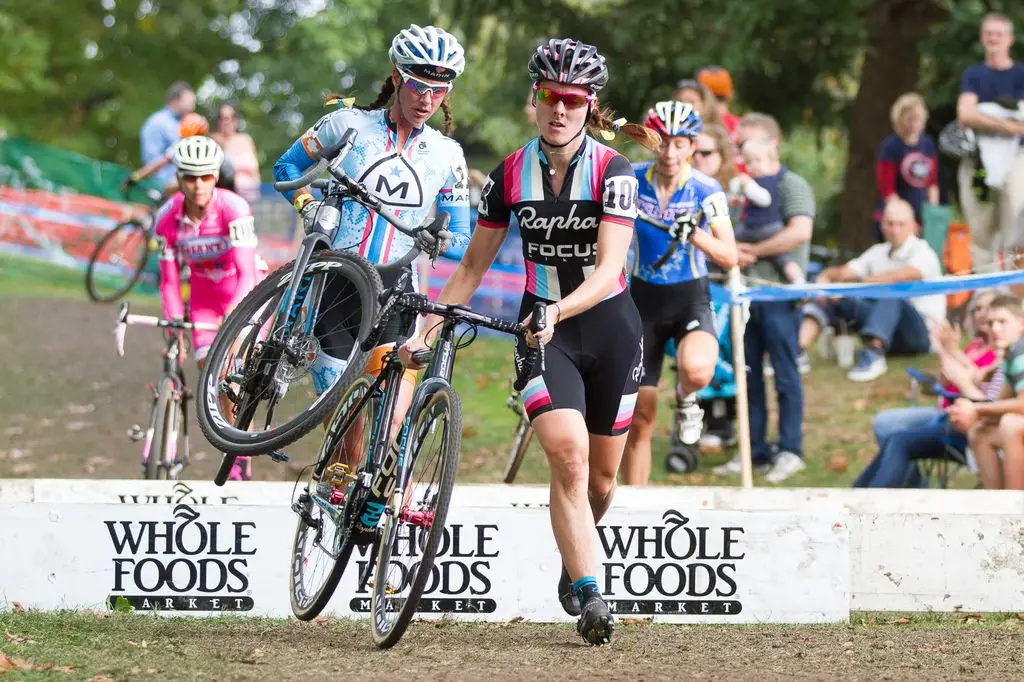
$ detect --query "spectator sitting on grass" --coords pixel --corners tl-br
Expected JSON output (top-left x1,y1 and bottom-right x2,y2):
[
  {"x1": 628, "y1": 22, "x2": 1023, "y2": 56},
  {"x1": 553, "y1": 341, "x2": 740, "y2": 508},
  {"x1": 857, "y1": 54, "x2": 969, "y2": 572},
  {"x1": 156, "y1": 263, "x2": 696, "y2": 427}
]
[
  {"x1": 800, "y1": 198, "x2": 945, "y2": 382},
  {"x1": 950, "y1": 294, "x2": 1024, "y2": 489},
  {"x1": 854, "y1": 290, "x2": 1005, "y2": 488}
]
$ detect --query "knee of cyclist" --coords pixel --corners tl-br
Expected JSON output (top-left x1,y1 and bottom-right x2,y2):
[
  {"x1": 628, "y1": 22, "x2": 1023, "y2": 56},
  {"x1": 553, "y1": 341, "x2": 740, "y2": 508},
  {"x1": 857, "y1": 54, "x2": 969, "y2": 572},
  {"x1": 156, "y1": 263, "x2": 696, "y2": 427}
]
[
  {"x1": 998, "y1": 413, "x2": 1024, "y2": 437},
  {"x1": 545, "y1": 436, "x2": 589, "y2": 485},
  {"x1": 630, "y1": 401, "x2": 657, "y2": 433},
  {"x1": 680, "y1": 361, "x2": 715, "y2": 391},
  {"x1": 589, "y1": 470, "x2": 616, "y2": 503}
]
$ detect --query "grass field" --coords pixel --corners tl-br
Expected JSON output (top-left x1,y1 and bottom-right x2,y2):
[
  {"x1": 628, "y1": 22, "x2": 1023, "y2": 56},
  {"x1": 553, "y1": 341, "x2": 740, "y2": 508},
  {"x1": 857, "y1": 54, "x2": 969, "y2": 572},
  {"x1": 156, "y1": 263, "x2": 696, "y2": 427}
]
[
  {"x1": 0, "y1": 610, "x2": 1021, "y2": 680},
  {"x1": 0, "y1": 253, "x2": 958, "y2": 487}
]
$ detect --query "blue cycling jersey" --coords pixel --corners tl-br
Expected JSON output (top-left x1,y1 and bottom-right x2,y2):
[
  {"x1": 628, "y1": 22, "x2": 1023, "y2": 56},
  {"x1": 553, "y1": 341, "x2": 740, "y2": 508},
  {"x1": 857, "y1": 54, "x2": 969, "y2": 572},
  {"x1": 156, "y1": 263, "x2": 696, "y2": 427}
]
[
  {"x1": 631, "y1": 161, "x2": 730, "y2": 285},
  {"x1": 273, "y1": 106, "x2": 470, "y2": 271}
]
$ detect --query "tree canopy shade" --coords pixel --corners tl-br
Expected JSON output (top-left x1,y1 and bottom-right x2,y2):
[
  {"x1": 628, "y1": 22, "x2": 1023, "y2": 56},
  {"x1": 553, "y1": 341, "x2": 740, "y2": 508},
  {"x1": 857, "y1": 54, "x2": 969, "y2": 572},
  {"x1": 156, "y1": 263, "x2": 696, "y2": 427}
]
[{"x1": 3, "y1": 0, "x2": 1023, "y2": 247}]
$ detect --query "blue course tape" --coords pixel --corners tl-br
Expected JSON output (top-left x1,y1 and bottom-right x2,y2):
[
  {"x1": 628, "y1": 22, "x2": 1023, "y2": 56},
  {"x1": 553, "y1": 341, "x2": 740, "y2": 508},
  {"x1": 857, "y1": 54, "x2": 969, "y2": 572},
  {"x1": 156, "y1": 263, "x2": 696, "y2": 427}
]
[{"x1": 732, "y1": 270, "x2": 1024, "y2": 304}]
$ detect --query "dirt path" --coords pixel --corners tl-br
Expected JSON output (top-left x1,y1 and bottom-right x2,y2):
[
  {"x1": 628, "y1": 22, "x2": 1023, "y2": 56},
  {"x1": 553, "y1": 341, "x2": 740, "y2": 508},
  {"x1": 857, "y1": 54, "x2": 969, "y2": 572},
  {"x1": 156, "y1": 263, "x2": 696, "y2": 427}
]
[
  {"x1": 0, "y1": 297, "x2": 319, "y2": 481},
  {"x1": 0, "y1": 613, "x2": 1020, "y2": 681}
]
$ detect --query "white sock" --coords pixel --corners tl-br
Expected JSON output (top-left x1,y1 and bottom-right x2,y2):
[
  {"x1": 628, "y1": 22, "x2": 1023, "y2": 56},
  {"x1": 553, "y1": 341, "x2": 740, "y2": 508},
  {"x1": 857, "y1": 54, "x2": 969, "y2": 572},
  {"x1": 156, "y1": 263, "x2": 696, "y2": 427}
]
[{"x1": 310, "y1": 353, "x2": 349, "y2": 394}]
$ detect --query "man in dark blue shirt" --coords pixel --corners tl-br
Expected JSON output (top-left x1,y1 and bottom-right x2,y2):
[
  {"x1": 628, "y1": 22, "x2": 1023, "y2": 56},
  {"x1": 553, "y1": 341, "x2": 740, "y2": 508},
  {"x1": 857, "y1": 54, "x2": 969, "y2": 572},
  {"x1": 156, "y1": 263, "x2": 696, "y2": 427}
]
[{"x1": 956, "y1": 12, "x2": 1024, "y2": 266}]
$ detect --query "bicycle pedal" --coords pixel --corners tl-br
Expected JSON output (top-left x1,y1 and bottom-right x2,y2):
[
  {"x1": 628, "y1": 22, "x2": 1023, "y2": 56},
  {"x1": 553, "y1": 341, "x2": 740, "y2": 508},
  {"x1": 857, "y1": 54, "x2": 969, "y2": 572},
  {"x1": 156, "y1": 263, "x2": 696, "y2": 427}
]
[
  {"x1": 268, "y1": 450, "x2": 289, "y2": 463},
  {"x1": 326, "y1": 462, "x2": 356, "y2": 486}
]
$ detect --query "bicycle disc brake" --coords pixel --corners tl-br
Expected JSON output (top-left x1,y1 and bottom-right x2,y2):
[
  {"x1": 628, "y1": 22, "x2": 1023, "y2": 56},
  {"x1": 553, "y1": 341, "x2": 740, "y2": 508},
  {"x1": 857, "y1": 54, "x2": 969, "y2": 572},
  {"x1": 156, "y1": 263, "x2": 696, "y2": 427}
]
[{"x1": 275, "y1": 333, "x2": 321, "y2": 383}]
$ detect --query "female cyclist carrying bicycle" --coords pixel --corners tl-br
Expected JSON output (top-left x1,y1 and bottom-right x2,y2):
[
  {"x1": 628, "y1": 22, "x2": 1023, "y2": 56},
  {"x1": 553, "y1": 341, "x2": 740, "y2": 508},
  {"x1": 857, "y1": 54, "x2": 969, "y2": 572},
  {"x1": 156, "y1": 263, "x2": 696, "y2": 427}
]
[
  {"x1": 401, "y1": 38, "x2": 659, "y2": 645},
  {"x1": 272, "y1": 23, "x2": 470, "y2": 444},
  {"x1": 621, "y1": 102, "x2": 738, "y2": 485},
  {"x1": 154, "y1": 136, "x2": 260, "y2": 480}
]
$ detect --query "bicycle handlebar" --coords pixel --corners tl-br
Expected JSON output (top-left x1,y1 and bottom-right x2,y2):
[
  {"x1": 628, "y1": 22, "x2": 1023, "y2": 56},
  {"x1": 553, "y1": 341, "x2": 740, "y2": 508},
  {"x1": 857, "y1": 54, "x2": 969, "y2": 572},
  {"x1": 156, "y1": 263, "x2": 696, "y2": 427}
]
[
  {"x1": 114, "y1": 301, "x2": 218, "y2": 357},
  {"x1": 363, "y1": 292, "x2": 546, "y2": 390}
]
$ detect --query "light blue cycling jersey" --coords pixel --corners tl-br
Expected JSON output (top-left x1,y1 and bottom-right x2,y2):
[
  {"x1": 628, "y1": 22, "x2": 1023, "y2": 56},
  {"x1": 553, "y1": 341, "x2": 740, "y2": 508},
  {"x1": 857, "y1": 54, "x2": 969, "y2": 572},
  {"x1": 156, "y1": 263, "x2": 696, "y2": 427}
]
[
  {"x1": 273, "y1": 106, "x2": 470, "y2": 270},
  {"x1": 631, "y1": 161, "x2": 730, "y2": 285}
]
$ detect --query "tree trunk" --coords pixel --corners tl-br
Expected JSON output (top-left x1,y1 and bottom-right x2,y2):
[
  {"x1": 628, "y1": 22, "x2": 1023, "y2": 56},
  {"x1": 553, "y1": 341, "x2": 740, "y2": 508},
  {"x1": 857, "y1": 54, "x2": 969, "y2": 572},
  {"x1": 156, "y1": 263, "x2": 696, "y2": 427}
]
[{"x1": 837, "y1": 0, "x2": 947, "y2": 252}]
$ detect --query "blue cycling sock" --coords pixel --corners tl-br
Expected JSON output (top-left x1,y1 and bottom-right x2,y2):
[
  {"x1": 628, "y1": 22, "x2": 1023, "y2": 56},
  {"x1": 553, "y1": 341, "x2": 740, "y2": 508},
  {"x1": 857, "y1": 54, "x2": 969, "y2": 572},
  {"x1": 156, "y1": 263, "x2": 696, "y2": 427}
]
[{"x1": 572, "y1": 576, "x2": 600, "y2": 608}]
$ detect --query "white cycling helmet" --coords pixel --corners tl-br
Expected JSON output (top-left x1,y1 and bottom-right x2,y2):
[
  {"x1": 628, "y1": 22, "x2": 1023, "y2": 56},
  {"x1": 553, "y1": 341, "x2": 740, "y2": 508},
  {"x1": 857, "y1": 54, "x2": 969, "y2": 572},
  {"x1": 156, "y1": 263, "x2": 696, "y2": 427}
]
[
  {"x1": 389, "y1": 24, "x2": 465, "y2": 82},
  {"x1": 174, "y1": 136, "x2": 224, "y2": 176}
]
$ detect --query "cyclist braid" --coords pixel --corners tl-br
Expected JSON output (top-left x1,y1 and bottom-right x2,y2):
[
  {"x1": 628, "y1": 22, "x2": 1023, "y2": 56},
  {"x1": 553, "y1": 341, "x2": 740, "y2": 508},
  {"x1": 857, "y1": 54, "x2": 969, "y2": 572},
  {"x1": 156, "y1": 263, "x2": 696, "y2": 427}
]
[
  {"x1": 589, "y1": 105, "x2": 661, "y2": 151},
  {"x1": 441, "y1": 98, "x2": 454, "y2": 136},
  {"x1": 325, "y1": 77, "x2": 454, "y2": 136}
]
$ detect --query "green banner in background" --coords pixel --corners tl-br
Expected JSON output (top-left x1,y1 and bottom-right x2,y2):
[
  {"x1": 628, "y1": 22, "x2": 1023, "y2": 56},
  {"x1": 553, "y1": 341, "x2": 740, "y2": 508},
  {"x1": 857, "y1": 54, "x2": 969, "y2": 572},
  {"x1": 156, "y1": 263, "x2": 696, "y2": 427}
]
[{"x1": 0, "y1": 135, "x2": 162, "y2": 202}]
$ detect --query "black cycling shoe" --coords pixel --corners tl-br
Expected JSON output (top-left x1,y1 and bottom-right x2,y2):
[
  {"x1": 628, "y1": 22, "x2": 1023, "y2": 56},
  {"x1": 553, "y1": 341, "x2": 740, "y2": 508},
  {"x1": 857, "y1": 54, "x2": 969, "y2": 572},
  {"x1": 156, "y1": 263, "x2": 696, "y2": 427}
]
[
  {"x1": 577, "y1": 597, "x2": 615, "y2": 646},
  {"x1": 558, "y1": 565, "x2": 582, "y2": 617}
]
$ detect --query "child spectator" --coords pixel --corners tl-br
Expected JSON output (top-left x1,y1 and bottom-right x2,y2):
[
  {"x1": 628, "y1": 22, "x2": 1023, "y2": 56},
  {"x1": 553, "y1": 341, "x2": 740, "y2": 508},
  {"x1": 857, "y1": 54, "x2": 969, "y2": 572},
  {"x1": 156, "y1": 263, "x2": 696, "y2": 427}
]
[{"x1": 729, "y1": 137, "x2": 804, "y2": 284}]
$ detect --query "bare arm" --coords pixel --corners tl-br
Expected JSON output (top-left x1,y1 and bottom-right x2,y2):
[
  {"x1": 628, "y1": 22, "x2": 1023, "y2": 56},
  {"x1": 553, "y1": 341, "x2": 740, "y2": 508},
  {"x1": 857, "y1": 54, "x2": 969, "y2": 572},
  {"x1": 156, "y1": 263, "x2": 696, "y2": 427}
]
[
  {"x1": 816, "y1": 263, "x2": 859, "y2": 284},
  {"x1": 957, "y1": 92, "x2": 1024, "y2": 136},
  {"x1": 693, "y1": 219, "x2": 738, "y2": 270},
  {"x1": 547, "y1": 220, "x2": 633, "y2": 323},
  {"x1": 418, "y1": 226, "x2": 508, "y2": 343},
  {"x1": 747, "y1": 215, "x2": 812, "y2": 258},
  {"x1": 862, "y1": 265, "x2": 922, "y2": 284}
]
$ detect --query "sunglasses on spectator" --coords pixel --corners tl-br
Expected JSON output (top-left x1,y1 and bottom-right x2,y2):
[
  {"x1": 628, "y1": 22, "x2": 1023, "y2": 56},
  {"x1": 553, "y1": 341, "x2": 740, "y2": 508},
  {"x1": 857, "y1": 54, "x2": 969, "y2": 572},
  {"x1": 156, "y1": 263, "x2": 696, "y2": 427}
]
[
  {"x1": 675, "y1": 78, "x2": 701, "y2": 90},
  {"x1": 400, "y1": 73, "x2": 453, "y2": 99},
  {"x1": 694, "y1": 148, "x2": 719, "y2": 158},
  {"x1": 533, "y1": 85, "x2": 596, "y2": 109}
]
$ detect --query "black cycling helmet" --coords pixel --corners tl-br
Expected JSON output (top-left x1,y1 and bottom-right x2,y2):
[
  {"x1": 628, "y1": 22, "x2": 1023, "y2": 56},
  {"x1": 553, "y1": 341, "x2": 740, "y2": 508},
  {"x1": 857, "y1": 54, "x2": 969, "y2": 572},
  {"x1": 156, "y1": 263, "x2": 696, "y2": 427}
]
[{"x1": 528, "y1": 38, "x2": 609, "y2": 92}]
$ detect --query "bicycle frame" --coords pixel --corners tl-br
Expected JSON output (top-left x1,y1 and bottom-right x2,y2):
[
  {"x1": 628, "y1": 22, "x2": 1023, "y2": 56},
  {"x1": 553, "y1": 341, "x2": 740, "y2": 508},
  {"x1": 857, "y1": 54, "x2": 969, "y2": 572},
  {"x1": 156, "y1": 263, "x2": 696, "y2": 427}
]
[{"x1": 116, "y1": 301, "x2": 215, "y2": 477}]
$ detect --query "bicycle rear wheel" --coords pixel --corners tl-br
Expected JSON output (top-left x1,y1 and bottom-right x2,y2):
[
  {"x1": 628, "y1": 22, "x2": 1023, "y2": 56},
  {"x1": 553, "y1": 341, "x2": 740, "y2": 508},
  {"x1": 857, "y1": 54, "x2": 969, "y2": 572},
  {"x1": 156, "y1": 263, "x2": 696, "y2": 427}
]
[
  {"x1": 197, "y1": 251, "x2": 381, "y2": 457},
  {"x1": 290, "y1": 374, "x2": 380, "y2": 620},
  {"x1": 145, "y1": 378, "x2": 174, "y2": 480},
  {"x1": 85, "y1": 219, "x2": 152, "y2": 303},
  {"x1": 503, "y1": 416, "x2": 533, "y2": 484},
  {"x1": 371, "y1": 383, "x2": 461, "y2": 649}
]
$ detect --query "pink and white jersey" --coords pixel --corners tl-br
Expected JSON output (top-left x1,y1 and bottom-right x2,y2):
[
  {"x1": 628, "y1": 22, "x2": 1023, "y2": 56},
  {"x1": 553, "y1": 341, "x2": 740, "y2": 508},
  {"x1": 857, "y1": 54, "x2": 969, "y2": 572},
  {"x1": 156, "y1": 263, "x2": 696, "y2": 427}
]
[{"x1": 154, "y1": 188, "x2": 259, "y2": 321}]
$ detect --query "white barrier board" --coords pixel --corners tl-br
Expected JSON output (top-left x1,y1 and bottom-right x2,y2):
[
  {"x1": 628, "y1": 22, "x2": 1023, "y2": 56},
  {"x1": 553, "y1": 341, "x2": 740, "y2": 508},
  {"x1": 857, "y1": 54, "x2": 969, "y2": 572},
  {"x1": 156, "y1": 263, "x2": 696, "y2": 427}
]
[
  {"x1": 5, "y1": 479, "x2": 1024, "y2": 515},
  {"x1": 0, "y1": 502, "x2": 849, "y2": 624}
]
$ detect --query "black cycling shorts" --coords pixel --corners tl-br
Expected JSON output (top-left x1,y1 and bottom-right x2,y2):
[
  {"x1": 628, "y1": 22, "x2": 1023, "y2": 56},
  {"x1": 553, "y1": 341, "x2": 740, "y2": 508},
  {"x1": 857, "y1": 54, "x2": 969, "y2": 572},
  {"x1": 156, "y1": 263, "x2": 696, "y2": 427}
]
[
  {"x1": 514, "y1": 290, "x2": 643, "y2": 437},
  {"x1": 315, "y1": 265, "x2": 414, "y2": 360},
  {"x1": 630, "y1": 276, "x2": 716, "y2": 388}
]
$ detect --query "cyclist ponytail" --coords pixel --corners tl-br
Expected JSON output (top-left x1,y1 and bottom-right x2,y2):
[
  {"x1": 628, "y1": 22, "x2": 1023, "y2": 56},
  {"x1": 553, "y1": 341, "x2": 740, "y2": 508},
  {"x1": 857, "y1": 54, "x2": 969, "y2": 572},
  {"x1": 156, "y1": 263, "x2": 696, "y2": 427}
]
[
  {"x1": 588, "y1": 104, "x2": 661, "y2": 151},
  {"x1": 441, "y1": 99, "x2": 454, "y2": 136},
  {"x1": 323, "y1": 76, "x2": 396, "y2": 112}
]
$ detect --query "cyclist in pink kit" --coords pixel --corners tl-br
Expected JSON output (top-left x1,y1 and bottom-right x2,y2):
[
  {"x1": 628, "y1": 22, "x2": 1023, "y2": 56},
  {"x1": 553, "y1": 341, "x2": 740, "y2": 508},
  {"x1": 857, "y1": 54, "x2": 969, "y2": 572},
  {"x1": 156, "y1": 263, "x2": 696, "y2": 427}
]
[{"x1": 154, "y1": 136, "x2": 260, "y2": 480}]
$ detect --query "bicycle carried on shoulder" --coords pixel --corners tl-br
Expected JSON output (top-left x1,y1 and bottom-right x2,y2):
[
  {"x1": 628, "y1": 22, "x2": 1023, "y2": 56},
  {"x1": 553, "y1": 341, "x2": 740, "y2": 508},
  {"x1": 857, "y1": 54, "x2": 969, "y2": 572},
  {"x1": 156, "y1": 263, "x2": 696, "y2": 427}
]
[
  {"x1": 86, "y1": 187, "x2": 165, "y2": 303},
  {"x1": 289, "y1": 273, "x2": 545, "y2": 648},
  {"x1": 194, "y1": 129, "x2": 451, "y2": 484},
  {"x1": 114, "y1": 301, "x2": 218, "y2": 479}
]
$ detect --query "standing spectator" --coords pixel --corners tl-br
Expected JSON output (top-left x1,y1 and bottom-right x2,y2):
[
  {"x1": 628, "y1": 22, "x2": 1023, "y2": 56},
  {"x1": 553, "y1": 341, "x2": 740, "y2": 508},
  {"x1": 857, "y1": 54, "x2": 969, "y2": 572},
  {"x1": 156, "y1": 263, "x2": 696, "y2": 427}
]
[
  {"x1": 876, "y1": 93, "x2": 939, "y2": 241},
  {"x1": 800, "y1": 199, "x2": 945, "y2": 381},
  {"x1": 673, "y1": 79, "x2": 720, "y2": 127},
  {"x1": 713, "y1": 112, "x2": 815, "y2": 483},
  {"x1": 139, "y1": 82, "x2": 196, "y2": 190},
  {"x1": 956, "y1": 12, "x2": 1024, "y2": 266},
  {"x1": 211, "y1": 103, "x2": 261, "y2": 202},
  {"x1": 949, "y1": 294, "x2": 1024, "y2": 488},
  {"x1": 693, "y1": 124, "x2": 738, "y2": 190},
  {"x1": 697, "y1": 66, "x2": 740, "y2": 136}
]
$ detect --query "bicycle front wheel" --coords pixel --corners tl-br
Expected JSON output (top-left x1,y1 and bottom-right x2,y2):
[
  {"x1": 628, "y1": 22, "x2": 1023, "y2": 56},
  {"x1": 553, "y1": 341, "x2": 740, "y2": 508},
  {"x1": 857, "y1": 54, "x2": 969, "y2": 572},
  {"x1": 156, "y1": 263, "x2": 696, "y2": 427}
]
[
  {"x1": 290, "y1": 374, "x2": 380, "y2": 620},
  {"x1": 197, "y1": 251, "x2": 382, "y2": 456},
  {"x1": 145, "y1": 378, "x2": 174, "y2": 480},
  {"x1": 371, "y1": 383, "x2": 461, "y2": 649},
  {"x1": 85, "y1": 219, "x2": 152, "y2": 303}
]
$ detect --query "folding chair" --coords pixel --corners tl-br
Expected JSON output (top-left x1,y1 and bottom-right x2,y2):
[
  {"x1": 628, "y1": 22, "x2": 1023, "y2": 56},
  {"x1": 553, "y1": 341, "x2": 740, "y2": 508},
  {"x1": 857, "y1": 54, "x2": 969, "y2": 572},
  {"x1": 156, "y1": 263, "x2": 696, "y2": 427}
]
[{"x1": 904, "y1": 368, "x2": 970, "y2": 488}]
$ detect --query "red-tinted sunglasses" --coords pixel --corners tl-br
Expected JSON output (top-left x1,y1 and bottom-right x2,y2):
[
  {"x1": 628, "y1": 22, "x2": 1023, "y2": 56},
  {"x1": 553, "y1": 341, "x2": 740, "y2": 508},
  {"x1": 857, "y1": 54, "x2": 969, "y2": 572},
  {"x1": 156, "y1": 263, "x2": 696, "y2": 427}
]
[
  {"x1": 180, "y1": 173, "x2": 217, "y2": 183},
  {"x1": 533, "y1": 85, "x2": 596, "y2": 109}
]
